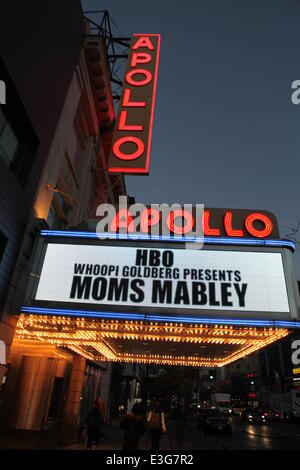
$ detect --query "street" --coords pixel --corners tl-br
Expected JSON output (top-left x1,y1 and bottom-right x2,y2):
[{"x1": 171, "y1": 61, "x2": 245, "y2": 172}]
[
  {"x1": 58, "y1": 416, "x2": 217, "y2": 451},
  {"x1": 57, "y1": 415, "x2": 300, "y2": 451},
  {"x1": 208, "y1": 416, "x2": 300, "y2": 450}
]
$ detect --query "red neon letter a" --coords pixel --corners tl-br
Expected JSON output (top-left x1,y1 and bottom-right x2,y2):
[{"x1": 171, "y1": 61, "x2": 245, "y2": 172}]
[
  {"x1": 132, "y1": 36, "x2": 154, "y2": 51},
  {"x1": 110, "y1": 208, "x2": 134, "y2": 232}
]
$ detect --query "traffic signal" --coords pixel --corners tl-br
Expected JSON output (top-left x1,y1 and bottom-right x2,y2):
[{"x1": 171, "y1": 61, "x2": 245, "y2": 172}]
[
  {"x1": 247, "y1": 373, "x2": 255, "y2": 390},
  {"x1": 209, "y1": 369, "x2": 216, "y2": 380}
]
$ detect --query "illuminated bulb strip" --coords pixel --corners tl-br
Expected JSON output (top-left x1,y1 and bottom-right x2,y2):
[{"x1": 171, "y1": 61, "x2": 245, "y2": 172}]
[
  {"x1": 88, "y1": 341, "x2": 117, "y2": 360},
  {"x1": 115, "y1": 354, "x2": 220, "y2": 367},
  {"x1": 219, "y1": 330, "x2": 289, "y2": 367},
  {"x1": 15, "y1": 315, "x2": 291, "y2": 367},
  {"x1": 100, "y1": 331, "x2": 250, "y2": 345},
  {"x1": 15, "y1": 326, "x2": 117, "y2": 361},
  {"x1": 101, "y1": 326, "x2": 267, "y2": 340},
  {"x1": 67, "y1": 344, "x2": 95, "y2": 361},
  {"x1": 20, "y1": 307, "x2": 300, "y2": 329},
  {"x1": 17, "y1": 315, "x2": 289, "y2": 344},
  {"x1": 17, "y1": 315, "x2": 288, "y2": 344}
]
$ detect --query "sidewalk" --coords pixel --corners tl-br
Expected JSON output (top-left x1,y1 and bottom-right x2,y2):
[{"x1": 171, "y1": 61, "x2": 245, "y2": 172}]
[{"x1": 57, "y1": 417, "x2": 218, "y2": 451}]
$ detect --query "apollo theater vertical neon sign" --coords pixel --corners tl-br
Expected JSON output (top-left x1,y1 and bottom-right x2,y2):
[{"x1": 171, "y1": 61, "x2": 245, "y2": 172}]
[{"x1": 108, "y1": 34, "x2": 161, "y2": 174}]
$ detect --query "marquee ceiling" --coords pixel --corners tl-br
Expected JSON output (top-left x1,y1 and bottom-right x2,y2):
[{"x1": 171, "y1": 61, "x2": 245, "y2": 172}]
[{"x1": 14, "y1": 314, "x2": 290, "y2": 367}]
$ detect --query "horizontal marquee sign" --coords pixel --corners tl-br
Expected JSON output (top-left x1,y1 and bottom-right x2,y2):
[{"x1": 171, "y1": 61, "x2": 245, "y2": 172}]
[
  {"x1": 96, "y1": 206, "x2": 280, "y2": 239},
  {"x1": 33, "y1": 243, "x2": 290, "y2": 319},
  {"x1": 108, "y1": 34, "x2": 160, "y2": 174}
]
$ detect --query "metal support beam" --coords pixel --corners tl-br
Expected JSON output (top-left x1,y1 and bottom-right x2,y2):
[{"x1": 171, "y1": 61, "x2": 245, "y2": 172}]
[{"x1": 84, "y1": 10, "x2": 130, "y2": 102}]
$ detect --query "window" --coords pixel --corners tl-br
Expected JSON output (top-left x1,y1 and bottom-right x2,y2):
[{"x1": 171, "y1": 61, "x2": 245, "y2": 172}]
[
  {"x1": 47, "y1": 198, "x2": 68, "y2": 229},
  {"x1": 54, "y1": 191, "x2": 69, "y2": 218},
  {"x1": 0, "y1": 231, "x2": 7, "y2": 265},
  {"x1": 0, "y1": 108, "x2": 20, "y2": 166},
  {"x1": 47, "y1": 377, "x2": 65, "y2": 421},
  {"x1": 0, "y1": 56, "x2": 39, "y2": 187},
  {"x1": 67, "y1": 121, "x2": 83, "y2": 180},
  {"x1": 0, "y1": 109, "x2": 5, "y2": 132},
  {"x1": 47, "y1": 202, "x2": 60, "y2": 229}
]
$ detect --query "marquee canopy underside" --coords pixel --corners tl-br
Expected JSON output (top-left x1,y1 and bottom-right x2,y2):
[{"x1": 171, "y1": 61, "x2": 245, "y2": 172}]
[
  {"x1": 16, "y1": 315, "x2": 289, "y2": 367},
  {"x1": 15, "y1": 314, "x2": 290, "y2": 367}
]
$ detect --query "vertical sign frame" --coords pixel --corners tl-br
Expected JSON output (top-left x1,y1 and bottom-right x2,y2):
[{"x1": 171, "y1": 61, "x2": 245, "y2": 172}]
[{"x1": 108, "y1": 34, "x2": 161, "y2": 174}]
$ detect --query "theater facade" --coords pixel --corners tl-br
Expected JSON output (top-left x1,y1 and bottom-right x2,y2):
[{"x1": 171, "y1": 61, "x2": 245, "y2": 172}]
[{"x1": 0, "y1": 16, "x2": 299, "y2": 447}]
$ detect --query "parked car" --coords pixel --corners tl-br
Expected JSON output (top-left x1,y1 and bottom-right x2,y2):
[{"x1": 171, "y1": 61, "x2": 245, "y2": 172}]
[
  {"x1": 203, "y1": 410, "x2": 232, "y2": 434},
  {"x1": 197, "y1": 408, "x2": 215, "y2": 428}
]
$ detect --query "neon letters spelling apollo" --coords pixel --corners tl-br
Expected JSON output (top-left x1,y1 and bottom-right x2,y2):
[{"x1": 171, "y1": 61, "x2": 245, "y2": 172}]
[
  {"x1": 108, "y1": 34, "x2": 160, "y2": 174},
  {"x1": 96, "y1": 203, "x2": 279, "y2": 239}
]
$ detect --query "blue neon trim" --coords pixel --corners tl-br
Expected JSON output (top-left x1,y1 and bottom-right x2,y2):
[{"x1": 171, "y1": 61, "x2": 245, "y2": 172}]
[
  {"x1": 20, "y1": 306, "x2": 300, "y2": 329},
  {"x1": 39, "y1": 230, "x2": 295, "y2": 251}
]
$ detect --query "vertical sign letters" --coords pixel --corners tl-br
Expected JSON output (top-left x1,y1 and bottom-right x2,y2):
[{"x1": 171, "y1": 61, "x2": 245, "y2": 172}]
[{"x1": 108, "y1": 34, "x2": 161, "y2": 174}]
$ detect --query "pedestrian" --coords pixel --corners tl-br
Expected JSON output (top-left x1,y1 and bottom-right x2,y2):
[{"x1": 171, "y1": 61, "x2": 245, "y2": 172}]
[
  {"x1": 120, "y1": 402, "x2": 146, "y2": 450},
  {"x1": 86, "y1": 400, "x2": 104, "y2": 449},
  {"x1": 97, "y1": 396, "x2": 107, "y2": 424},
  {"x1": 147, "y1": 401, "x2": 167, "y2": 451},
  {"x1": 175, "y1": 402, "x2": 185, "y2": 435}
]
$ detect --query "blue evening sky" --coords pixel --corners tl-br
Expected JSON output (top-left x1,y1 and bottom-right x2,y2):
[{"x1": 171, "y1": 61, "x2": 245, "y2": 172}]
[{"x1": 82, "y1": 0, "x2": 300, "y2": 277}]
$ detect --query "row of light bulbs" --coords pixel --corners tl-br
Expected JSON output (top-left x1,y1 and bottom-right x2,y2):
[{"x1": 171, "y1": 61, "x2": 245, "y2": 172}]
[{"x1": 15, "y1": 314, "x2": 290, "y2": 368}]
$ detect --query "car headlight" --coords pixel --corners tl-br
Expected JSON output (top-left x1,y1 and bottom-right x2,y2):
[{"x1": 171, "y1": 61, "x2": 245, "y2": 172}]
[{"x1": 248, "y1": 415, "x2": 253, "y2": 419}]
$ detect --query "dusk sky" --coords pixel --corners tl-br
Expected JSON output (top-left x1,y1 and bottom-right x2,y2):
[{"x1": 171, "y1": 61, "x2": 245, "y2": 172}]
[{"x1": 82, "y1": 0, "x2": 300, "y2": 276}]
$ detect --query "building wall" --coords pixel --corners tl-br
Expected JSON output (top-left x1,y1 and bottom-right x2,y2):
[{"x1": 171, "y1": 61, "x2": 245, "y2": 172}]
[
  {"x1": 224, "y1": 352, "x2": 261, "y2": 403},
  {"x1": 0, "y1": 0, "x2": 85, "y2": 202},
  {"x1": 34, "y1": 47, "x2": 103, "y2": 227},
  {"x1": 0, "y1": 5, "x2": 128, "y2": 443},
  {"x1": 0, "y1": 339, "x2": 73, "y2": 430},
  {"x1": 0, "y1": 0, "x2": 85, "y2": 336},
  {"x1": 260, "y1": 334, "x2": 296, "y2": 393}
]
